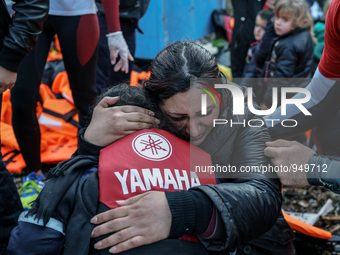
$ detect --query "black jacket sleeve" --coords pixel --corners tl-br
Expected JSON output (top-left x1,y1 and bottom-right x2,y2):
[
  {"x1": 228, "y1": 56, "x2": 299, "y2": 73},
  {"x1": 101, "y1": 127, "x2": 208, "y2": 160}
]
[
  {"x1": 0, "y1": 0, "x2": 49, "y2": 72},
  {"x1": 307, "y1": 154, "x2": 340, "y2": 194},
  {"x1": 197, "y1": 116, "x2": 281, "y2": 251},
  {"x1": 263, "y1": 43, "x2": 299, "y2": 107},
  {"x1": 165, "y1": 116, "x2": 282, "y2": 252},
  {"x1": 75, "y1": 128, "x2": 104, "y2": 156}
]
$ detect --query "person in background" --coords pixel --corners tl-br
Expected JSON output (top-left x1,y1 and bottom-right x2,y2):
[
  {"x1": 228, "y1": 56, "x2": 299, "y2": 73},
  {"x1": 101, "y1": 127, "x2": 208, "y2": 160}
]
[
  {"x1": 230, "y1": 0, "x2": 276, "y2": 78},
  {"x1": 0, "y1": 0, "x2": 49, "y2": 253},
  {"x1": 246, "y1": 9, "x2": 277, "y2": 80},
  {"x1": 259, "y1": 0, "x2": 314, "y2": 109},
  {"x1": 248, "y1": 0, "x2": 315, "y2": 81},
  {"x1": 10, "y1": 0, "x2": 130, "y2": 210},
  {"x1": 310, "y1": 0, "x2": 332, "y2": 74},
  {"x1": 264, "y1": 0, "x2": 340, "y2": 193},
  {"x1": 242, "y1": 9, "x2": 273, "y2": 79},
  {"x1": 95, "y1": 0, "x2": 150, "y2": 94},
  {"x1": 310, "y1": 0, "x2": 323, "y2": 21}
]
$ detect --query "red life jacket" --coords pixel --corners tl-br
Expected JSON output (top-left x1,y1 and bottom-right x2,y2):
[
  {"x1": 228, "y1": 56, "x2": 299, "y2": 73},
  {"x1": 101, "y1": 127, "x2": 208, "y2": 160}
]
[{"x1": 99, "y1": 128, "x2": 217, "y2": 243}]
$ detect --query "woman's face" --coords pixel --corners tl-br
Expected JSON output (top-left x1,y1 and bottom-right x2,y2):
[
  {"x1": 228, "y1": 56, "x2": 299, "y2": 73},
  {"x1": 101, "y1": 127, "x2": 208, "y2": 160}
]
[{"x1": 160, "y1": 86, "x2": 220, "y2": 146}]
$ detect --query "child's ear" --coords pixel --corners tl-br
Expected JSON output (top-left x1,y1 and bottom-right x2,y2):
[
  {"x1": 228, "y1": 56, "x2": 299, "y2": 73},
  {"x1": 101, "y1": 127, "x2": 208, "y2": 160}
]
[{"x1": 297, "y1": 20, "x2": 306, "y2": 29}]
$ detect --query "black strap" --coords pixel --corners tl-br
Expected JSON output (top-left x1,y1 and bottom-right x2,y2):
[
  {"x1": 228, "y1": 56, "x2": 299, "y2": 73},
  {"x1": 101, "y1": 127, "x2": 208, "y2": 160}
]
[
  {"x1": 2, "y1": 149, "x2": 20, "y2": 167},
  {"x1": 42, "y1": 108, "x2": 80, "y2": 128}
]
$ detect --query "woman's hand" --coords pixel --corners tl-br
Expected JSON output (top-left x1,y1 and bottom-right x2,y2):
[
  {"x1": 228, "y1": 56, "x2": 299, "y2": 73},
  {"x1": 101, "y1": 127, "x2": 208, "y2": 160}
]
[
  {"x1": 91, "y1": 191, "x2": 171, "y2": 253},
  {"x1": 84, "y1": 96, "x2": 159, "y2": 147}
]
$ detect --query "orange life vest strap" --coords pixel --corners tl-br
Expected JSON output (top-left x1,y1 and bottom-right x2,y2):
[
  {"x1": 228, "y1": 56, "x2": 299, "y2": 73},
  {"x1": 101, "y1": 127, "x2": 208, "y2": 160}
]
[{"x1": 283, "y1": 211, "x2": 332, "y2": 240}]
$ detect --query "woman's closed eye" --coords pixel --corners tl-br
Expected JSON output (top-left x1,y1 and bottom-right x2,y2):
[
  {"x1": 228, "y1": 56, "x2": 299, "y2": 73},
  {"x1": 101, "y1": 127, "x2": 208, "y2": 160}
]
[
  {"x1": 196, "y1": 108, "x2": 214, "y2": 117},
  {"x1": 205, "y1": 109, "x2": 213, "y2": 116},
  {"x1": 170, "y1": 116, "x2": 187, "y2": 122}
]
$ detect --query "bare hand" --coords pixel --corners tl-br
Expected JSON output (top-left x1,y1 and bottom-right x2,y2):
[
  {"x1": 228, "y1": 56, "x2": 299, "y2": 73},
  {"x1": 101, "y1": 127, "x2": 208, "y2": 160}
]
[
  {"x1": 264, "y1": 139, "x2": 316, "y2": 187},
  {"x1": 84, "y1": 96, "x2": 159, "y2": 147},
  {"x1": 0, "y1": 65, "x2": 17, "y2": 93},
  {"x1": 91, "y1": 191, "x2": 172, "y2": 253}
]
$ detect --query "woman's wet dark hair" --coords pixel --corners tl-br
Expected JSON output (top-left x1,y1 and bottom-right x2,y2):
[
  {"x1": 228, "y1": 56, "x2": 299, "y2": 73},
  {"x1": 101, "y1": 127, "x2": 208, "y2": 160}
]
[
  {"x1": 94, "y1": 84, "x2": 190, "y2": 141},
  {"x1": 144, "y1": 41, "x2": 222, "y2": 105}
]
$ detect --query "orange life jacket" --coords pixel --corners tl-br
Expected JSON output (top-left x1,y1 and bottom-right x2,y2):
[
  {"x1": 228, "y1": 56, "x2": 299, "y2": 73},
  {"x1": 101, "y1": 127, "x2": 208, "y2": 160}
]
[
  {"x1": 1, "y1": 146, "x2": 26, "y2": 173},
  {"x1": 130, "y1": 70, "x2": 150, "y2": 87},
  {"x1": 46, "y1": 36, "x2": 63, "y2": 62},
  {"x1": 283, "y1": 211, "x2": 332, "y2": 239},
  {"x1": 1, "y1": 74, "x2": 78, "y2": 173}
]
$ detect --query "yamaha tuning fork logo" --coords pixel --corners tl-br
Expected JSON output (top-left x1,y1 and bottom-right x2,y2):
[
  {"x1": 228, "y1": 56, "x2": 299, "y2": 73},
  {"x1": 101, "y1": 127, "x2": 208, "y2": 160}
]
[{"x1": 132, "y1": 132, "x2": 172, "y2": 161}]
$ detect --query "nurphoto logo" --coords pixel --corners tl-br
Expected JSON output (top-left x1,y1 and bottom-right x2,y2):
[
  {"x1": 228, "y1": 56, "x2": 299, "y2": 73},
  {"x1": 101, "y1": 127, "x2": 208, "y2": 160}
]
[{"x1": 198, "y1": 80, "x2": 312, "y2": 128}]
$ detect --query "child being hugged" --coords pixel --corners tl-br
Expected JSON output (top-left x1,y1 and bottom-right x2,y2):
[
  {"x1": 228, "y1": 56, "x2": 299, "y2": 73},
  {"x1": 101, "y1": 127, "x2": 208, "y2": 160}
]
[{"x1": 260, "y1": 0, "x2": 314, "y2": 109}]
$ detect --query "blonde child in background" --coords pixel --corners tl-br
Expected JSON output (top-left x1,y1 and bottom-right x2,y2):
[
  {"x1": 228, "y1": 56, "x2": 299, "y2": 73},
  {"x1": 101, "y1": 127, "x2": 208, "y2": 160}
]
[{"x1": 260, "y1": 0, "x2": 314, "y2": 109}]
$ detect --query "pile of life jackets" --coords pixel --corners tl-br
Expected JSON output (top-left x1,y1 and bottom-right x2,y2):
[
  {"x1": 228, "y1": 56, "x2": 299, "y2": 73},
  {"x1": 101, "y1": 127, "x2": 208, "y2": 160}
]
[{"x1": 1, "y1": 71, "x2": 79, "y2": 173}]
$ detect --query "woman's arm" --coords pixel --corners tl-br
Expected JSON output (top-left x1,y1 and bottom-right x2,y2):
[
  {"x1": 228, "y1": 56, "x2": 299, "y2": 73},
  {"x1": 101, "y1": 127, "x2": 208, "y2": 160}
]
[
  {"x1": 100, "y1": 0, "x2": 134, "y2": 73},
  {"x1": 308, "y1": 154, "x2": 340, "y2": 193},
  {"x1": 100, "y1": 0, "x2": 120, "y2": 33},
  {"x1": 90, "y1": 115, "x2": 283, "y2": 253},
  {"x1": 191, "y1": 115, "x2": 282, "y2": 251},
  {"x1": 75, "y1": 96, "x2": 158, "y2": 155}
]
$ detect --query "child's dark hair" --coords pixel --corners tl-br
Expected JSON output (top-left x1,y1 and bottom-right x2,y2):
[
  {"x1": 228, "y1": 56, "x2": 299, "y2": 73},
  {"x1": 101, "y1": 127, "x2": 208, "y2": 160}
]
[
  {"x1": 95, "y1": 84, "x2": 159, "y2": 112},
  {"x1": 94, "y1": 84, "x2": 189, "y2": 141},
  {"x1": 258, "y1": 9, "x2": 273, "y2": 21}
]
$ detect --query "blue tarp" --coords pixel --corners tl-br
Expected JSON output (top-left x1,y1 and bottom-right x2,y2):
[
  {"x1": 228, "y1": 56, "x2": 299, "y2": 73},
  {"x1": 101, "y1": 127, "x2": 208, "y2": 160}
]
[{"x1": 135, "y1": 0, "x2": 225, "y2": 59}]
